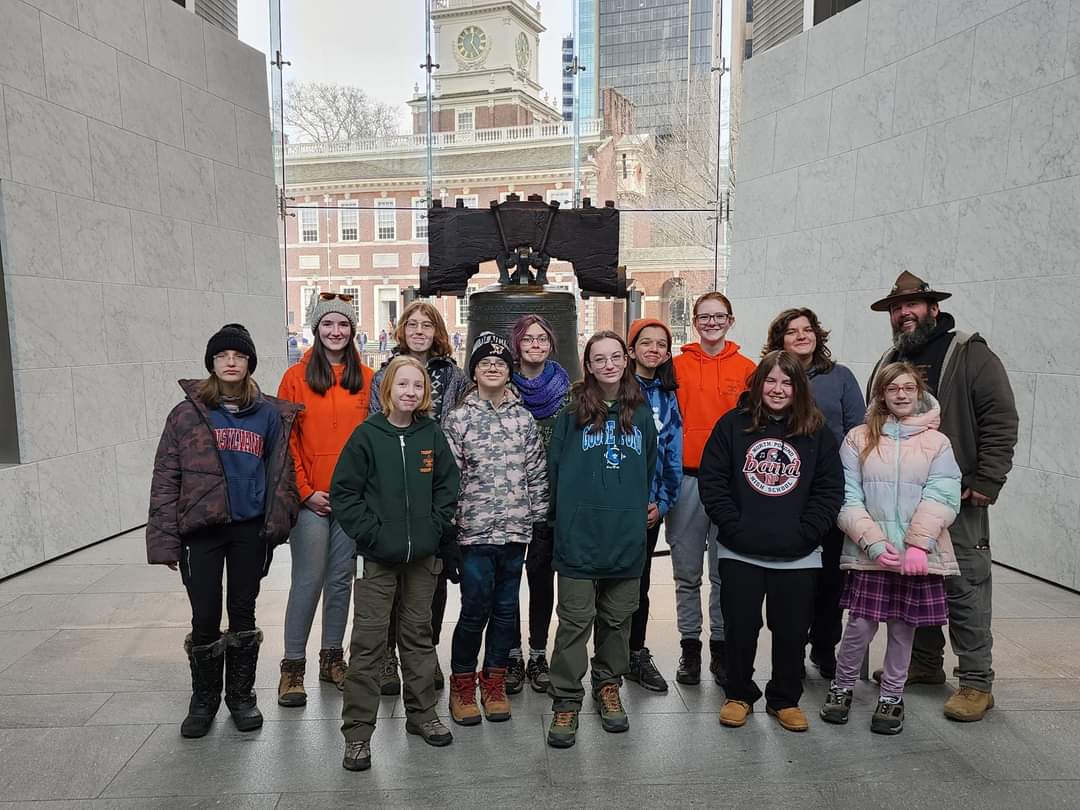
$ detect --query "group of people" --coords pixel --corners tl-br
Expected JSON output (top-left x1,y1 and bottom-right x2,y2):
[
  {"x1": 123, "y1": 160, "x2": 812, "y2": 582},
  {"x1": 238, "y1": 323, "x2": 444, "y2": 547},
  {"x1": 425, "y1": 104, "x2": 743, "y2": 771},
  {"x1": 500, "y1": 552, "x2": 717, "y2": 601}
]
[{"x1": 146, "y1": 270, "x2": 1018, "y2": 771}]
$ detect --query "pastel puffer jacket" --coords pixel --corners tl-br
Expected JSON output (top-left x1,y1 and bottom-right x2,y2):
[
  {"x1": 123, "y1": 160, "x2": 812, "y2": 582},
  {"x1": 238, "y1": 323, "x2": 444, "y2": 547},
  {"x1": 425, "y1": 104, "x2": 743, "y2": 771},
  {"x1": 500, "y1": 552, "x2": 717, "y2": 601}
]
[{"x1": 837, "y1": 394, "x2": 961, "y2": 576}]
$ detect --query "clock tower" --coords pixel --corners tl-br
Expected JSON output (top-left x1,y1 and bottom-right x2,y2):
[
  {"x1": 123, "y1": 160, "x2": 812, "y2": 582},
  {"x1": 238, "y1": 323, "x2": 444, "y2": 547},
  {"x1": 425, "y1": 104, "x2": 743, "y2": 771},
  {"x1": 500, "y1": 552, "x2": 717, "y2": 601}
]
[{"x1": 409, "y1": 0, "x2": 561, "y2": 134}]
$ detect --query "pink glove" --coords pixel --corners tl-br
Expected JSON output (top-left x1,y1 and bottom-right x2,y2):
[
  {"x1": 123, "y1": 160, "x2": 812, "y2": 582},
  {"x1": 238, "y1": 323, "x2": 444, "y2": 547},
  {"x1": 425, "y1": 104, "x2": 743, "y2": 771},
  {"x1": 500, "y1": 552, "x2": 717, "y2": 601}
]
[
  {"x1": 868, "y1": 541, "x2": 901, "y2": 570},
  {"x1": 901, "y1": 546, "x2": 929, "y2": 576}
]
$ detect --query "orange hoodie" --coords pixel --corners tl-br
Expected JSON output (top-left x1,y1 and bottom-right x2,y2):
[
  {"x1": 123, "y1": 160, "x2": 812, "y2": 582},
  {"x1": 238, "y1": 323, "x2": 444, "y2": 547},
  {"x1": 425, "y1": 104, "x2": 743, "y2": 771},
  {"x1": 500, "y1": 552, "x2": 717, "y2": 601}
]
[
  {"x1": 673, "y1": 341, "x2": 756, "y2": 471},
  {"x1": 277, "y1": 351, "x2": 375, "y2": 503}
]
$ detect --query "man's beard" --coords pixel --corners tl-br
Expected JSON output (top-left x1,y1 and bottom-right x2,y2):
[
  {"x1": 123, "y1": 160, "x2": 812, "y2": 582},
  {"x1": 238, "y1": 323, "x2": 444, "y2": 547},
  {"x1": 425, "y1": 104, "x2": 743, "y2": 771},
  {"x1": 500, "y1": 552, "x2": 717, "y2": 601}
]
[{"x1": 893, "y1": 314, "x2": 937, "y2": 354}]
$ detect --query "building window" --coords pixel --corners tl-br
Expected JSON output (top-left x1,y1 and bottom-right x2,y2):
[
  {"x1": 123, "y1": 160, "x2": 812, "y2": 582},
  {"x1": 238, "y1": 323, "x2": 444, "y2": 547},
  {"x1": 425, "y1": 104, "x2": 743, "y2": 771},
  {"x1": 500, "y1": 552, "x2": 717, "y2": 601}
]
[
  {"x1": 457, "y1": 286, "x2": 478, "y2": 327},
  {"x1": 341, "y1": 286, "x2": 361, "y2": 325},
  {"x1": 455, "y1": 194, "x2": 479, "y2": 209},
  {"x1": 457, "y1": 110, "x2": 474, "y2": 131},
  {"x1": 621, "y1": 153, "x2": 628, "y2": 179},
  {"x1": 299, "y1": 208, "x2": 318, "y2": 243},
  {"x1": 339, "y1": 202, "x2": 359, "y2": 241},
  {"x1": 745, "y1": 39, "x2": 753, "y2": 59},
  {"x1": 412, "y1": 196, "x2": 429, "y2": 239},
  {"x1": 546, "y1": 188, "x2": 573, "y2": 207},
  {"x1": 747, "y1": 0, "x2": 753, "y2": 21},
  {"x1": 374, "y1": 198, "x2": 397, "y2": 241},
  {"x1": 300, "y1": 285, "x2": 319, "y2": 327}
]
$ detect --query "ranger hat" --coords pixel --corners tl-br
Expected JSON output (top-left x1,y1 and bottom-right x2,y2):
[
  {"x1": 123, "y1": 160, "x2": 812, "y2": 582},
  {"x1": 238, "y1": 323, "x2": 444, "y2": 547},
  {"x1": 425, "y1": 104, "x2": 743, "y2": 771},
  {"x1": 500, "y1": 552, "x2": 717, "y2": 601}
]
[{"x1": 871, "y1": 271, "x2": 952, "y2": 312}]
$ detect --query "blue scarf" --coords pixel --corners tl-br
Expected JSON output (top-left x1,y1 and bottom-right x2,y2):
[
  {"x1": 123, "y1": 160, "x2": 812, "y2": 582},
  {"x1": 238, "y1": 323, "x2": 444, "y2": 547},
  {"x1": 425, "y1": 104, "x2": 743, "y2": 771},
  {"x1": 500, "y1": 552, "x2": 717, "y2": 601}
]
[{"x1": 513, "y1": 360, "x2": 570, "y2": 420}]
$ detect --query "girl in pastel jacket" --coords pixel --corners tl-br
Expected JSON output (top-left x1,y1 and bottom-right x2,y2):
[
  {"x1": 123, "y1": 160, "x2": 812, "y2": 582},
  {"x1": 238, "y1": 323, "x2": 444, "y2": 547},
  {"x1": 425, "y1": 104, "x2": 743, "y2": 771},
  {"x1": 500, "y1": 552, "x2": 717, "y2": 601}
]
[{"x1": 822, "y1": 362, "x2": 961, "y2": 736}]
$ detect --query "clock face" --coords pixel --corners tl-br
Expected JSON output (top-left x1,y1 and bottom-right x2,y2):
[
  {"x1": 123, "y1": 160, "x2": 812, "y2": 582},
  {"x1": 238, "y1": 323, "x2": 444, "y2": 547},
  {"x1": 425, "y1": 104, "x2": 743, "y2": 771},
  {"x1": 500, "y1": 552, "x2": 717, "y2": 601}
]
[
  {"x1": 516, "y1": 32, "x2": 531, "y2": 69},
  {"x1": 456, "y1": 25, "x2": 488, "y2": 61}
]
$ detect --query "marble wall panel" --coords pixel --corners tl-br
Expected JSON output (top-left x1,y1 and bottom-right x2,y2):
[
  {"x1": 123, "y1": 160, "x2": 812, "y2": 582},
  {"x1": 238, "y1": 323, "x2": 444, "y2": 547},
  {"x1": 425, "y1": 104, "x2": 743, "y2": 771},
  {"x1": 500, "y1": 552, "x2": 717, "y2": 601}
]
[
  {"x1": 0, "y1": 87, "x2": 10, "y2": 181},
  {"x1": 804, "y1": 0, "x2": 868, "y2": 98},
  {"x1": 88, "y1": 120, "x2": 159, "y2": 213},
  {"x1": 4, "y1": 88, "x2": 92, "y2": 198},
  {"x1": 76, "y1": 0, "x2": 149, "y2": 61},
  {"x1": 181, "y1": 83, "x2": 238, "y2": 166},
  {"x1": 828, "y1": 64, "x2": 896, "y2": 155},
  {"x1": 117, "y1": 54, "x2": 183, "y2": 149},
  {"x1": 20, "y1": 0, "x2": 76, "y2": 24},
  {"x1": 893, "y1": 30, "x2": 975, "y2": 134},
  {"x1": 40, "y1": 14, "x2": 121, "y2": 125},
  {"x1": 774, "y1": 96, "x2": 830, "y2": 171},
  {"x1": 741, "y1": 35, "x2": 807, "y2": 122},
  {"x1": 167, "y1": 288, "x2": 225, "y2": 362},
  {"x1": 737, "y1": 113, "x2": 776, "y2": 181},
  {"x1": 864, "y1": 0, "x2": 939, "y2": 72},
  {"x1": 852, "y1": 129, "x2": 926, "y2": 217},
  {"x1": 37, "y1": 447, "x2": 120, "y2": 559},
  {"x1": 731, "y1": 169, "x2": 798, "y2": 240},
  {"x1": 1007, "y1": 74, "x2": 1080, "y2": 187},
  {"x1": 881, "y1": 202, "x2": 960, "y2": 284},
  {"x1": 0, "y1": 464, "x2": 42, "y2": 579},
  {"x1": 72, "y1": 363, "x2": 148, "y2": 451},
  {"x1": 1068, "y1": 0, "x2": 1080, "y2": 77},
  {"x1": 841, "y1": 288, "x2": 892, "y2": 365},
  {"x1": 922, "y1": 101, "x2": 1012, "y2": 206},
  {"x1": 203, "y1": 24, "x2": 269, "y2": 114},
  {"x1": 142, "y1": 359, "x2": 203, "y2": 433},
  {"x1": 131, "y1": 211, "x2": 195, "y2": 289},
  {"x1": 115, "y1": 437, "x2": 156, "y2": 530},
  {"x1": 212, "y1": 163, "x2": 276, "y2": 238},
  {"x1": 992, "y1": 275, "x2": 1080, "y2": 374},
  {"x1": 936, "y1": 0, "x2": 1029, "y2": 40},
  {"x1": 727, "y1": 237, "x2": 767, "y2": 299},
  {"x1": 1046, "y1": 174, "x2": 1080, "y2": 275},
  {"x1": 13, "y1": 367, "x2": 75, "y2": 462},
  {"x1": 970, "y1": 0, "x2": 1069, "y2": 107},
  {"x1": 1030, "y1": 373, "x2": 1080, "y2": 476},
  {"x1": 243, "y1": 233, "x2": 283, "y2": 298},
  {"x1": 192, "y1": 224, "x2": 246, "y2": 292},
  {"x1": 953, "y1": 183, "x2": 1051, "y2": 282},
  {"x1": 254, "y1": 354, "x2": 288, "y2": 395},
  {"x1": 939, "y1": 280, "x2": 999, "y2": 345},
  {"x1": 102, "y1": 284, "x2": 172, "y2": 364},
  {"x1": 234, "y1": 107, "x2": 272, "y2": 177},
  {"x1": 5, "y1": 276, "x2": 106, "y2": 369},
  {"x1": 0, "y1": 181, "x2": 61, "y2": 278},
  {"x1": 144, "y1": 0, "x2": 207, "y2": 89},
  {"x1": 157, "y1": 143, "x2": 218, "y2": 226},
  {"x1": 222, "y1": 293, "x2": 287, "y2": 359},
  {"x1": 818, "y1": 217, "x2": 885, "y2": 293},
  {"x1": 56, "y1": 195, "x2": 134, "y2": 284},
  {"x1": 992, "y1": 466, "x2": 1080, "y2": 586},
  {"x1": 0, "y1": 0, "x2": 46, "y2": 96},
  {"x1": 1007, "y1": 370, "x2": 1037, "y2": 468},
  {"x1": 795, "y1": 152, "x2": 856, "y2": 230},
  {"x1": 763, "y1": 230, "x2": 823, "y2": 296}
]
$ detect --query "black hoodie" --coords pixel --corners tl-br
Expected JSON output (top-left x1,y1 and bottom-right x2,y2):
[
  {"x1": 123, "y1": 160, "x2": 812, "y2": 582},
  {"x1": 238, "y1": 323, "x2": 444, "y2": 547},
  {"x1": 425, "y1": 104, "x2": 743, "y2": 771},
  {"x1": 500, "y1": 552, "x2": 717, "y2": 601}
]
[{"x1": 698, "y1": 401, "x2": 843, "y2": 561}]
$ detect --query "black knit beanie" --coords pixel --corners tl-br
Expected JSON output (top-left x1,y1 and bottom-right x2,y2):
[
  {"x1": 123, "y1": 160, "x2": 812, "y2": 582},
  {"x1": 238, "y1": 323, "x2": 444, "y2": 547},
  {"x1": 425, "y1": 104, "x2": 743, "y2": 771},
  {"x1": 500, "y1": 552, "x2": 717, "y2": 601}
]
[
  {"x1": 468, "y1": 331, "x2": 513, "y2": 380},
  {"x1": 205, "y1": 323, "x2": 258, "y2": 373}
]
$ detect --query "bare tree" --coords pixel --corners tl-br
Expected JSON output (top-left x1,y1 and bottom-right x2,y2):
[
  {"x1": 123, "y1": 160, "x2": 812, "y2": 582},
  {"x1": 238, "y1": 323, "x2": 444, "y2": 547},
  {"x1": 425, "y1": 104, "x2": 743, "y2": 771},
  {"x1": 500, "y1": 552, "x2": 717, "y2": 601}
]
[{"x1": 284, "y1": 81, "x2": 401, "y2": 143}]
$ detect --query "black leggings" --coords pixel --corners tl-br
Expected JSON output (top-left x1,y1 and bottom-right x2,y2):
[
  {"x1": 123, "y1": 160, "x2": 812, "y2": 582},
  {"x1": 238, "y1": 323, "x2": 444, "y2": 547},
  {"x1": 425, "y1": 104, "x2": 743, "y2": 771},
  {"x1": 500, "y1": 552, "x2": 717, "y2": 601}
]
[
  {"x1": 629, "y1": 521, "x2": 663, "y2": 651},
  {"x1": 180, "y1": 520, "x2": 271, "y2": 646}
]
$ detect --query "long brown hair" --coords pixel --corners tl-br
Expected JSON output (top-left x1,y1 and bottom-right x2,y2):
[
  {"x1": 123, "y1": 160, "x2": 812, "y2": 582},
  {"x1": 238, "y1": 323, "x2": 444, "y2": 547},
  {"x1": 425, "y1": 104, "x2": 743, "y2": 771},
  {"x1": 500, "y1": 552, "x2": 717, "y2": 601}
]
[
  {"x1": 198, "y1": 374, "x2": 258, "y2": 410},
  {"x1": 572, "y1": 331, "x2": 644, "y2": 435},
  {"x1": 377, "y1": 355, "x2": 433, "y2": 418},
  {"x1": 742, "y1": 350, "x2": 824, "y2": 437},
  {"x1": 860, "y1": 362, "x2": 926, "y2": 464},
  {"x1": 762, "y1": 307, "x2": 835, "y2": 375},
  {"x1": 305, "y1": 315, "x2": 366, "y2": 395},
  {"x1": 393, "y1": 301, "x2": 454, "y2": 359}
]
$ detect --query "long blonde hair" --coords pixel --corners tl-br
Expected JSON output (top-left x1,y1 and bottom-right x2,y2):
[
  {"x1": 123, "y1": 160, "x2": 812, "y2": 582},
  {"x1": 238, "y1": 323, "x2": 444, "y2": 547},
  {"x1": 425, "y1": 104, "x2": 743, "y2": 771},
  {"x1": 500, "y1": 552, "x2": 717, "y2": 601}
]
[
  {"x1": 378, "y1": 355, "x2": 433, "y2": 418},
  {"x1": 860, "y1": 362, "x2": 926, "y2": 464}
]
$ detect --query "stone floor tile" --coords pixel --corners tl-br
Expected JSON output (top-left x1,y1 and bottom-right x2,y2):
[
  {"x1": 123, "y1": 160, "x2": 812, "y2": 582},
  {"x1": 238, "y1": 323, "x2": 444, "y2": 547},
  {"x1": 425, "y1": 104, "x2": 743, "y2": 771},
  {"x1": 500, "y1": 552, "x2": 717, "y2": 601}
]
[
  {"x1": 0, "y1": 629, "x2": 58, "y2": 672},
  {"x1": 0, "y1": 692, "x2": 112, "y2": 728},
  {"x1": 0, "y1": 565, "x2": 118, "y2": 597},
  {"x1": 0, "y1": 795, "x2": 280, "y2": 809}
]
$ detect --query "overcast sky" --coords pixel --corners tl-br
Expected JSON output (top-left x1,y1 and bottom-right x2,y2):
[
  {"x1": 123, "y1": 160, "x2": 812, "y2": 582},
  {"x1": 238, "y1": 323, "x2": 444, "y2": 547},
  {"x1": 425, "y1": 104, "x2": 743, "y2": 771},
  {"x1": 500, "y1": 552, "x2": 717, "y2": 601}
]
[{"x1": 238, "y1": 0, "x2": 575, "y2": 130}]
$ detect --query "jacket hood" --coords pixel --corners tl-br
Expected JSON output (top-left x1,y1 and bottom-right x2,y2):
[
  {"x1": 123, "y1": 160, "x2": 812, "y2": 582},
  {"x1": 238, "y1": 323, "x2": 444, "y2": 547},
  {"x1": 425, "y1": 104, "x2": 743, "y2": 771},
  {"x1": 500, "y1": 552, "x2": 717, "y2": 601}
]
[
  {"x1": 884, "y1": 393, "x2": 942, "y2": 437},
  {"x1": 679, "y1": 340, "x2": 745, "y2": 363}
]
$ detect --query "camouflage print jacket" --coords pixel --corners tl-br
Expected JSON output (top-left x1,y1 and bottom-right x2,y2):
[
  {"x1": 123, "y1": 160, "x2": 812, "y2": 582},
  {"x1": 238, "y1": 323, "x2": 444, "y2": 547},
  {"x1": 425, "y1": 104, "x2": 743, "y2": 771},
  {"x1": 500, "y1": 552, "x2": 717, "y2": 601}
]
[
  {"x1": 146, "y1": 379, "x2": 301, "y2": 565},
  {"x1": 441, "y1": 387, "x2": 549, "y2": 546}
]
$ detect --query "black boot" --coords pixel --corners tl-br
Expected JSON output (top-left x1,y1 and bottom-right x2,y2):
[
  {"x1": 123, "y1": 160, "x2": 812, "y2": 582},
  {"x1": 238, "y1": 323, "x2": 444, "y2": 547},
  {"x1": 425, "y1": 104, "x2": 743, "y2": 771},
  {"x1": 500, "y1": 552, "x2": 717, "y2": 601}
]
[
  {"x1": 676, "y1": 639, "x2": 702, "y2": 685},
  {"x1": 709, "y1": 640, "x2": 727, "y2": 686},
  {"x1": 181, "y1": 634, "x2": 225, "y2": 739},
  {"x1": 225, "y1": 628, "x2": 264, "y2": 732}
]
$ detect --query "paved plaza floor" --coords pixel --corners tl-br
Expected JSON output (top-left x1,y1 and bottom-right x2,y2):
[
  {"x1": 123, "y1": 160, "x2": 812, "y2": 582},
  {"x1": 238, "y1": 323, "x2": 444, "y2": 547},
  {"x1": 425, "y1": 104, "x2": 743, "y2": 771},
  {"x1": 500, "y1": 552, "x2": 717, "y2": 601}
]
[{"x1": 0, "y1": 529, "x2": 1079, "y2": 808}]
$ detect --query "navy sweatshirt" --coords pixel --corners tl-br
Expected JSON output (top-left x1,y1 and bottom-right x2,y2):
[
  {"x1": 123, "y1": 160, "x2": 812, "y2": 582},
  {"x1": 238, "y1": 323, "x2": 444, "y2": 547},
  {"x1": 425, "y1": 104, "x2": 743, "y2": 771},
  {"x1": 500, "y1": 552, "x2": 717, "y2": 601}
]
[{"x1": 207, "y1": 398, "x2": 281, "y2": 523}]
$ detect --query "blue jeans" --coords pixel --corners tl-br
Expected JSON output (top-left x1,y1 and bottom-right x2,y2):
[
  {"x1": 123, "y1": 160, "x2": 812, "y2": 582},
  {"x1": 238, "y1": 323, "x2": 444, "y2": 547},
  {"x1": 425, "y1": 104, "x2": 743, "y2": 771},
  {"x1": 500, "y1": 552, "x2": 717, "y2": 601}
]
[
  {"x1": 282, "y1": 508, "x2": 355, "y2": 659},
  {"x1": 450, "y1": 543, "x2": 526, "y2": 674}
]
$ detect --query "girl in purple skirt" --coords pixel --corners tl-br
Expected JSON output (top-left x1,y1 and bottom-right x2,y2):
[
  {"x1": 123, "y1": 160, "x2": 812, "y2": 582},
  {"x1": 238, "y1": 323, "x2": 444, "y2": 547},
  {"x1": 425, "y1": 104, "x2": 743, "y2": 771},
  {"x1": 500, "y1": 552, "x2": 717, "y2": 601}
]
[{"x1": 822, "y1": 362, "x2": 961, "y2": 735}]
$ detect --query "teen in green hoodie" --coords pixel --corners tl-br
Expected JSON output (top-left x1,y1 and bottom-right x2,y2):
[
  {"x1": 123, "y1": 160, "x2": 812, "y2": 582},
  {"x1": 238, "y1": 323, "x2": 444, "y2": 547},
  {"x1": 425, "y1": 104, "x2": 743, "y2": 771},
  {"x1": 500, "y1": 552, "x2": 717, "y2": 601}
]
[
  {"x1": 546, "y1": 331, "x2": 658, "y2": 749},
  {"x1": 332, "y1": 356, "x2": 460, "y2": 772}
]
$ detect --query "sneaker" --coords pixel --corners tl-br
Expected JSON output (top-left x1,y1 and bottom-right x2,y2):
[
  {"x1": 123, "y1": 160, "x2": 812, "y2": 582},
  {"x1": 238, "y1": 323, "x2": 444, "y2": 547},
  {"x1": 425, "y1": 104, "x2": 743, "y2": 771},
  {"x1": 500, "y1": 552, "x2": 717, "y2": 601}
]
[
  {"x1": 676, "y1": 639, "x2": 702, "y2": 685},
  {"x1": 871, "y1": 697, "x2": 905, "y2": 734},
  {"x1": 943, "y1": 686, "x2": 994, "y2": 722},
  {"x1": 767, "y1": 705, "x2": 809, "y2": 732},
  {"x1": 627, "y1": 648, "x2": 669, "y2": 692},
  {"x1": 718, "y1": 699, "x2": 752, "y2": 728},
  {"x1": 547, "y1": 710, "x2": 579, "y2": 748},
  {"x1": 872, "y1": 666, "x2": 946, "y2": 686},
  {"x1": 526, "y1": 655, "x2": 551, "y2": 693},
  {"x1": 318, "y1": 648, "x2": 347, "y2": 691},
  {"x1": 505, "y1": 656, "x2": 525, "y2": 695},
  {"x1": 277, "y1": 658, "x2": 307, "y2": 707},
  {"x1": 405, "y1": 717, "x2": 454, "y2": 747},
  {"x1": 709, "y1": 640, "x2": 727, "y2": 686},
  {"x1": 342, "y1": 739, "x2": 371, "y2": 771},
  {"x1": 809, "y1": 647, "x2": 837, "y2": 680},
  {"x1": 379, "y1": 652, "x2": 401, "y2": 696},
  {"x1": 820, "y1": 685, "x2": 853, "y2": 725},
  {"x1": 448, "y1": 671, "x2": 482, "y2": 726},
  {"x1": 479, "y1": 668, "x2": 512, "y2": 722},
  {"x1": 594, "y1": 683, "x2": 629, "y2": 733},
  {"x1": 433, "y1": 659, "x2": 445, "y2": 692}
]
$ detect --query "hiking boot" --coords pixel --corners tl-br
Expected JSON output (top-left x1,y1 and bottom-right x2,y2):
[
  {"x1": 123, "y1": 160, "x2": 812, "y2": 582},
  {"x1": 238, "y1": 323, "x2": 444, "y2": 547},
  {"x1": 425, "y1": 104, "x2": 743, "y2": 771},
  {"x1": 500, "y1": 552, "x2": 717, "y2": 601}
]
[
  {"x1": 526, "y1": 655, "x2": 551, "y2": 693},
  {"x1": 820, "y1": 685, "x2": 853, "y2": 725},
  {"x1": 448, "y1": 672, "x2": 482, "y2": 726},
  {"x1": 277, "y1": 658, "x2": 307, "y2": 707},
  {"x1": 871, "y1": 697, "x2": 905, "y2": 734},
  {"x1": 547, "y1": 710, "x2": 579, "y2": 748},
  {"x1": 709, "y1": 640, "x2": 727, "y2": 686},
  {"x1": 342, "y1": 739, "x2": 371, "y2": 771},
  {"x1": 479, "y1": 667, "x2": 512, "y2": 722},
  {"x1": 433, "y1": 659, "x2": 445, "y2": 691},
  {"x1": 767, "y1": 705, "x2": 809, "y2": 732},
  {"x1": 810, "y1": 647, "x2": 837, "y2": 680},
  {"x1": 594, "y1": 683, "x2": 629, "y2": 733},
  {"x1": 181, "y1": 634, "x2": 225, "y2": 738},
  {"x1": 627, "y1": 647, "x2": 669, "y2": 692},
  {"x1": 318, "y1": 648, "x2": 346, "y2": 691},
  {"x1": 943, "y1": 686, "x2": 994, "y2": 722},
  {"x1": 872, "y1": 666, "x2": 946, "y2": 686},
  {"x1": 718, "y1": 699, "x2": 752, "y2": 728},
  {"x1": 224, "y1": 629, "x2": 263, "y2": 732},
  {"x1": 505, "y1": 656, "x2": 525, "y2": 695},
  {"x1": 676, "y1": 639, "x2": 702, "y2": 685},
  {"x1": 405, "y1": 716, "x2": 454, "y2": 746},
  {"x1": 379, "y1": 652, "x2": 401, "y2": 696}
]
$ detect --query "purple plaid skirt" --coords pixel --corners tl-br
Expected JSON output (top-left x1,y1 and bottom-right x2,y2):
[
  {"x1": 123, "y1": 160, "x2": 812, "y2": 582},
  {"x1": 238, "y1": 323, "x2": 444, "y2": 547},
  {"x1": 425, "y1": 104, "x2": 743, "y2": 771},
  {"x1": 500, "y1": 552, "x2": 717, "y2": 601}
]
[{"x1": 841, "y1": 571, "x2": 948, "y2": 627}]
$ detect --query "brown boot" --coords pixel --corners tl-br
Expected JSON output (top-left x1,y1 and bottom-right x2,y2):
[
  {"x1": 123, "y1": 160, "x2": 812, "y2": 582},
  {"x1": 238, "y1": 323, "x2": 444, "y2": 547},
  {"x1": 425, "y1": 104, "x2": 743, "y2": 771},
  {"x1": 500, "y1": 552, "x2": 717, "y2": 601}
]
[
  {"x1": 448, "y1": 671, "x2": 482, "y2": 726},
  {"x1": 767, "y1": 705, "x2": 809, "y2": 732},
  {"x1": 943, "y1": 686, "x2": 995, "y2": 721},
  {"x1": 719, "y1": 699, "x2": 752, "y2": 728},
  {"x1": 479, "y1": 667, "x2": 512, "y2": 722},
  {"x1": 277, "y1": 658, "x2": 306, "y2": 707},
  {"x1": 318, "y1": 648, "x2": 347, "y2": 691}
]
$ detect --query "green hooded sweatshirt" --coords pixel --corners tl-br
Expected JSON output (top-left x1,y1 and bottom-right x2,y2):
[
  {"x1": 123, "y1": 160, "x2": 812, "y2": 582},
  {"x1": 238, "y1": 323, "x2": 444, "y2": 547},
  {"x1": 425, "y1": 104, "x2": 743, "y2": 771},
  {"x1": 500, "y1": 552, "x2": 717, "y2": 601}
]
[
  {"x1": 548, "y1": 400, "x2": 657, "y2": 579},
  {"x1": 330, "y1": 412, "x2": 460, "y2": 564}
]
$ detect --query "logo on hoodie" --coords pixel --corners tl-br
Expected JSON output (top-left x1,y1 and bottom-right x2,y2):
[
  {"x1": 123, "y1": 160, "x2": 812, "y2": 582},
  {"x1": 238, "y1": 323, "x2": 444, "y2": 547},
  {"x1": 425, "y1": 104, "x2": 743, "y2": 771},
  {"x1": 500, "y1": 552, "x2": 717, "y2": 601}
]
[{"x1": 743, "y1": 438, "x2": 801, "y2": 496}]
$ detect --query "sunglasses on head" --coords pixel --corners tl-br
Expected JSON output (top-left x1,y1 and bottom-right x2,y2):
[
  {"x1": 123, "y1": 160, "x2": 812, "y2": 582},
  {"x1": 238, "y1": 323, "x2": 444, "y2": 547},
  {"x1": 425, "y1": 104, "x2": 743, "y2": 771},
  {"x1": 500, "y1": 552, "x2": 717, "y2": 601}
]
[{"x1": 319, "y1": 292, "x2": 354, "y2": 302}]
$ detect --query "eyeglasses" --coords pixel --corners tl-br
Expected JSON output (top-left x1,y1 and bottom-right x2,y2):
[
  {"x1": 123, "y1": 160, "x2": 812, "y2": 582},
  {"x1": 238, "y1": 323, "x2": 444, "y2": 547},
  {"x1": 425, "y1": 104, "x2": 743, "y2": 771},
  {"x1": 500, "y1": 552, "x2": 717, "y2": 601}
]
[
  {"x1": 476, "y1": 359, "x2": 508, "y2": 371},
  {"x1": 319, "y1": 292, "x2": 353, "y2": 302},
  {"x1": 885, "y1": 383, "x2": 918, "y2": 395},
  {"x1": 589, "y1": 353, "x2": 626, "y2": 368},
  {"x1": 695, "y1": 313, "x2": 731, "y2": 325},
  {"x1": 520, "y1": 335, "x2": 551, "y2": 346},
  {"x1": 405, "y1": 320, "x2": 436, "y2": 332}
]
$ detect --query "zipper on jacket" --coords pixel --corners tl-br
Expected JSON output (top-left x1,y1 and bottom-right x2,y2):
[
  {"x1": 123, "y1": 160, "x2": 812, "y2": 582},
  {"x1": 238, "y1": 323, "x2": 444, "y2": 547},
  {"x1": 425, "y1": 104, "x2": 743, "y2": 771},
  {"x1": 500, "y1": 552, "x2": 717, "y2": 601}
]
[
  {"x1": 191, "y1": 401, "x2": 233, "y2": 519},
  {"x1": 186, "y1": 545, "x2": 192, "y2": 582},
  {"x1": 894, "y1": 429, "x2": 903, "y2": 550},
  {"x1": 399, "y1": 434, "x2": 413, "y2": 562},
  {"x1": 260, "y1": 409, "x2": 296, "y2": 536}
]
